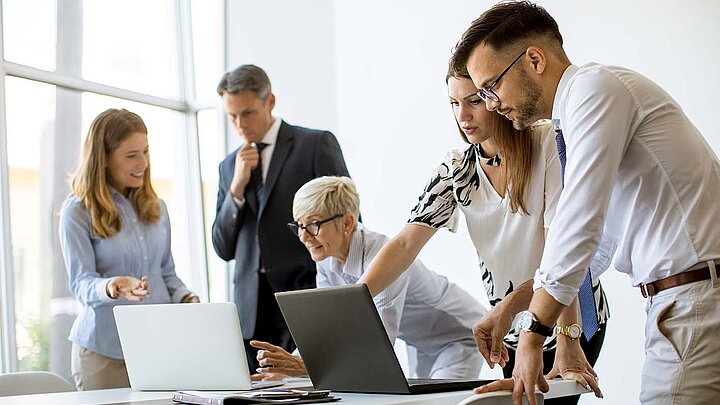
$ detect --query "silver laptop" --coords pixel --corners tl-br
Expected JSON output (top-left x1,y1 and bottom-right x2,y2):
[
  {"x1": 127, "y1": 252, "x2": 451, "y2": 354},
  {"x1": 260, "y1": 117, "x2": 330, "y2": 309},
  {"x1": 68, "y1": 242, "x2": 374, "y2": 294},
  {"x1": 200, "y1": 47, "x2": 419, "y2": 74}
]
[{"x1": 114, "y1": 302, "x2": 282, "y2": 391}]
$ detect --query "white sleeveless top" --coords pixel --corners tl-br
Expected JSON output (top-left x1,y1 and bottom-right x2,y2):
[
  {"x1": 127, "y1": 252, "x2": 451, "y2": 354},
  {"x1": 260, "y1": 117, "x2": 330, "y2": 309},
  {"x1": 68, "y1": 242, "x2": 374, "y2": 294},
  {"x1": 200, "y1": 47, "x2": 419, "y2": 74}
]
[{"x1": 408, "y1": 122, "x2": 609, "y2": 351}]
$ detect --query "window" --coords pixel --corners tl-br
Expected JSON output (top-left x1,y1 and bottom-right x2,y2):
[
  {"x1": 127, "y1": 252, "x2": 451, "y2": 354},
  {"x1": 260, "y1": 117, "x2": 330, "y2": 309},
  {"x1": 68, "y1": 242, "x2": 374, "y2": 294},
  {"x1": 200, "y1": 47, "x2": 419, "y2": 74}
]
[
  {"x1": 82, "y1": 0, "x2": 181, "y2": 99},
  {"x1": 197, "y1": 108, "x2": 229, "y2": 301},
  {"x1": 4, "y1": 77, "x2": 57, "y2": 371},
  {"x1": 1, "y1": 0, "x2": 56, "y2": 71},
  {"x1": 0, "y1": 0, "x2": 226, "y2": 379}
]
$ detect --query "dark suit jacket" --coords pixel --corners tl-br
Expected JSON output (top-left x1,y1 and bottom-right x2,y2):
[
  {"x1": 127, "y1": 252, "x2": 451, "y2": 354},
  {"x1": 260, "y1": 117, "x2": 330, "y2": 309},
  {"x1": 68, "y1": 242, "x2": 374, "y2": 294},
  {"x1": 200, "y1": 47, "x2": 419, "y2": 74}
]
[{"x1": 212, "y1": 120, "x2": 351, "y2": 338}]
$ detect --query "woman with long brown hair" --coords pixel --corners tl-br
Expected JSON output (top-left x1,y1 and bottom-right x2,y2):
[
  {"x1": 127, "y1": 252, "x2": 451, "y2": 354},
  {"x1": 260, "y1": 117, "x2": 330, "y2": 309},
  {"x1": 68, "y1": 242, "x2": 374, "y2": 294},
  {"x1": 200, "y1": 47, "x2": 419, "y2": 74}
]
[
  {"x1": 59, "y1": 108, "x2": 199, "y2": 390},
  {"x1": 358, "y1": 70, "x2": 608, "y2": 403}
]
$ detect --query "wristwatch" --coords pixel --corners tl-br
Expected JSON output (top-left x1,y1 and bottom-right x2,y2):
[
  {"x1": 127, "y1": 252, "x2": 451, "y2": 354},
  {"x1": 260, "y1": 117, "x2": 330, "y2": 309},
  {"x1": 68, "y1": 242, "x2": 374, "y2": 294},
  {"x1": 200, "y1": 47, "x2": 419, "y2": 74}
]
[
  {"x1": 517, "y1": 310, "x2": 554, "y2": 337},
  {"x1": 556, "y1": 324, "x2": 582, "y2": 340}
]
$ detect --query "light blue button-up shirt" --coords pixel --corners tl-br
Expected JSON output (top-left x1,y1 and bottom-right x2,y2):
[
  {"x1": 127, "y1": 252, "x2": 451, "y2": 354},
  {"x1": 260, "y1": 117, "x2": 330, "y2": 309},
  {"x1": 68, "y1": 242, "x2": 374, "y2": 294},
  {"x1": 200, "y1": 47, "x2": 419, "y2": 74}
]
[{"x1": 59, "y1": 189, "x2": 192, "y2": 359}]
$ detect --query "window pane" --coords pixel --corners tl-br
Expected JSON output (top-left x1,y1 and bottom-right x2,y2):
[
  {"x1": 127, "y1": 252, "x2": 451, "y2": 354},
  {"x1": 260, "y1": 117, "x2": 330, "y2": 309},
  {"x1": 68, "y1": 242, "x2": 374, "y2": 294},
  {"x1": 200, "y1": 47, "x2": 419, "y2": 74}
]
[
  {"x1": 5, "y1": 77, "x2": 57, "y2": 371},
  {"x1": 191, "y1": 0, "x2": 223, "y2": 102},
  {"x1": 197, "y1": 109, "x2": 228, "y2": 301},
  {"x1": 1, "y1": 0, "x2": 57, "y2": 70},
  {"x1": 82, "y1": 0, "x2": 181, "y2": 99},
  {"x1": 81, "y1": 94, "x2": 196, "y2": 291}
]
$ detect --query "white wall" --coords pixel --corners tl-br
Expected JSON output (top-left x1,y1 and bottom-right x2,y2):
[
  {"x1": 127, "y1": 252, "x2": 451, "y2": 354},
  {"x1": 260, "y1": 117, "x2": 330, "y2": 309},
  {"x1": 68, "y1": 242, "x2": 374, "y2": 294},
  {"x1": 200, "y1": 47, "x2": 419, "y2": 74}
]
[
  {"x1": 226, "y1": 1, "x2": 720, "y2": 403},
  {"x1": 225, "y1": 0, "x2": 338, "y2": 150}
]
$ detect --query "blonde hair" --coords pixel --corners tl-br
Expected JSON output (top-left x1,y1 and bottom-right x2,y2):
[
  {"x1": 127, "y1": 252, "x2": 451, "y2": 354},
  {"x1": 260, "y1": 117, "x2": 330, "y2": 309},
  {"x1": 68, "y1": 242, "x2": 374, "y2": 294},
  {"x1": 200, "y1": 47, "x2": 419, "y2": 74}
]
[
  {"x1": 293, "y1": 176, "x2": 360, "y2": 220},
  {"x1": 71, "y1": 108, "x2": 160, "y2": 238}
]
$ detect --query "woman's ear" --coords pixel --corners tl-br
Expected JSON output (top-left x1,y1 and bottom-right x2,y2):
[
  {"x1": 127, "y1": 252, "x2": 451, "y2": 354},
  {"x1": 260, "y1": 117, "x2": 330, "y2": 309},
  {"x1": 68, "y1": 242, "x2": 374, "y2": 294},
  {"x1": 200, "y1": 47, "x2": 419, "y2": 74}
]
[{"x1": 343, "y1": 212, "x2": 356, "y2": 235}]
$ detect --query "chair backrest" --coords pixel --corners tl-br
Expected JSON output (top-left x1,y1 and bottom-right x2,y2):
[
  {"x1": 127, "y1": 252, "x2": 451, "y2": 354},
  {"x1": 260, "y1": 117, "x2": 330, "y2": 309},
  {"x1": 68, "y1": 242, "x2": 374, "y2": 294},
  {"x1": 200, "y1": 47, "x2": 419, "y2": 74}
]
[
  {"x1": 457, "y1": 392, "x2": 544, "y2": 405},
  {"x1": 0, "y1": 371, "x2": 75, "y2": 396}
]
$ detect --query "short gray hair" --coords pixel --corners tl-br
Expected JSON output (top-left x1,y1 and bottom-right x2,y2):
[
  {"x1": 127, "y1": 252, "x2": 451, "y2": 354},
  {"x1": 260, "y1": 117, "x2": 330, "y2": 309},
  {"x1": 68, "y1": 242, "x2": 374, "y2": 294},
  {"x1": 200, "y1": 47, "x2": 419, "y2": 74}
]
[
  {"x1": 293, "y1": 176, "x2": 361, "y2": 220},
  {"x1": 216, "y1": 64, "x2": 272, "y2": 100}
]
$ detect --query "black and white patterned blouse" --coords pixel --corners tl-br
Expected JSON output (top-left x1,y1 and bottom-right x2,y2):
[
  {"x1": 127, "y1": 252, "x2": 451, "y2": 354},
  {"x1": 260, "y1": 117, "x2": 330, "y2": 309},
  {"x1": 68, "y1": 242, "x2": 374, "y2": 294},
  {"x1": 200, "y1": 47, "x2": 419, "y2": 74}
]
[{"x1": 408, "y1": 122, "x2": 609, "y2": 351}]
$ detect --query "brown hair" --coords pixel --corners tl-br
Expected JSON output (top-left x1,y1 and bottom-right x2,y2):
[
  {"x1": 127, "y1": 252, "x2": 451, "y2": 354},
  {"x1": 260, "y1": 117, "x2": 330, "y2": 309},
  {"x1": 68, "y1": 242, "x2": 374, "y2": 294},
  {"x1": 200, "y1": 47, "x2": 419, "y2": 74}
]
[
  {"x1": 445, "y1": 68, "x2": 533, "y2": 214},
  {"x1": 449, "y1": 1, "x2": 563, "y2": 75},
  {"x1": 71, "y1": 108, "x2": 159, "y2": 238}
]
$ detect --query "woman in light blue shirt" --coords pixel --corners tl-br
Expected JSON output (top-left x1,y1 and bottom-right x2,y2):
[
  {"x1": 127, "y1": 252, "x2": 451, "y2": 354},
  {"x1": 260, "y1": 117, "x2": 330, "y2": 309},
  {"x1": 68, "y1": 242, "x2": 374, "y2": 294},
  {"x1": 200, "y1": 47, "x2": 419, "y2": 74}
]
[{"x1": 59, "y1": 108, "x2": 198, "y2": 390}]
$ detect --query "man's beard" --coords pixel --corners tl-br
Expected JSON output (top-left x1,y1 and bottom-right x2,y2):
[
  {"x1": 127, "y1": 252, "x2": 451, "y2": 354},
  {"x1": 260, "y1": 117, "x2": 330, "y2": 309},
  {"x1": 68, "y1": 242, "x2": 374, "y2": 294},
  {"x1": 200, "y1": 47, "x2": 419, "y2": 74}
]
[{"x1": 511, "y1": 70, "x2": 544, "y2": 130}]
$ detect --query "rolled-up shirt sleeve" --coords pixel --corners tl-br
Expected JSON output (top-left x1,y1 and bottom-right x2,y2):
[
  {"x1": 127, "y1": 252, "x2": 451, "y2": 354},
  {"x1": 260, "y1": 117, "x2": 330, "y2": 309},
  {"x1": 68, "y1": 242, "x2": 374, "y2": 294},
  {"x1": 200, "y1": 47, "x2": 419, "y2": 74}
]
[
  {"x1": 59, "y1": 200, "x2": 116, "y2": 307},
  {"x1": 536, "y1": 68, "x2": 637, "y2": 305}
]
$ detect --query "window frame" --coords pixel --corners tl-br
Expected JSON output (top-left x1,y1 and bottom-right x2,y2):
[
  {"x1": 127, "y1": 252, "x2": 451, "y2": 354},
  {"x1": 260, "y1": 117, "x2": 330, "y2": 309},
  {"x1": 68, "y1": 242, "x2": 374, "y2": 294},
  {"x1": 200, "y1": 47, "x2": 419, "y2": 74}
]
[{"x1": 0, "y1": 0, "x2": 227, "y2": 373}]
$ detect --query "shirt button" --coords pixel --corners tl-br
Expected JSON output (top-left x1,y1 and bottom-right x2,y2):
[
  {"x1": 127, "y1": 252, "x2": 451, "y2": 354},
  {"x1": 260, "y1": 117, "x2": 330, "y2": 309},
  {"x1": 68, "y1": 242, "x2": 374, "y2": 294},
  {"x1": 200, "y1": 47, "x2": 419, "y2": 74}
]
[
  {"x1": 133, "y1": 219, "x2": 137, "y2": 223},
  {"x1": 139, "y1": 236, "x2": 144, "y2": 241},
  {"x1": 144, "y1": 256, "x2": 148, "y2": 260}
]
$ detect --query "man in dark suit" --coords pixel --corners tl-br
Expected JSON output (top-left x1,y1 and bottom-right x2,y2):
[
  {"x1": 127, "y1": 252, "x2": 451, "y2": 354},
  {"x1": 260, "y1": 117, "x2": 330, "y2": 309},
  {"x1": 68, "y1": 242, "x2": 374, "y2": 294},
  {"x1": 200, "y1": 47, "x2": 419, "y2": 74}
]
[{"x1": 212, "y1": 65, "x2": 352, "y2": 373}]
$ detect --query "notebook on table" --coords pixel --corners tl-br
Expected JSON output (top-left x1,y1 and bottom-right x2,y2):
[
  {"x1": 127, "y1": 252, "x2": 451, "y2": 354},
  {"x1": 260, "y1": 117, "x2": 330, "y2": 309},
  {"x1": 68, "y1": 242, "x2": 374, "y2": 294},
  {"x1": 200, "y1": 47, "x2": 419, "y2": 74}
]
[
  {"x1": 172, "y1": 388, "x2": 340, "y2": 404},
  {"x1": 114, "y1": 302, "x2": 282, "y2": 391},
  {"x1": 275, "y1": 284, "x2": 494, "y2": 394}
]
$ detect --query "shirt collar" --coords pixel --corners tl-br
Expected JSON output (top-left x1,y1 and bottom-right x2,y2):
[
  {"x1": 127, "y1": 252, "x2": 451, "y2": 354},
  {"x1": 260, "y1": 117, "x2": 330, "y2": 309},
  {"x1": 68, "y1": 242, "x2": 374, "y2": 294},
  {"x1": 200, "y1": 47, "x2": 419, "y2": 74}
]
[
  {"x1": 551, "y1": 64, "x2": 580, "y2": 123},
  {"x1": 259, "y1": 116, "x2": 282, "y2": 146},
  {"x1": 321, "y1": 223, "x2": 365, "y2": 278},
  {"x1": 342, "y1": 223, "x2": 366, "y2": 278},
  {"x1": 108, "y1": 185, "x2": 132, "y2": 201}
]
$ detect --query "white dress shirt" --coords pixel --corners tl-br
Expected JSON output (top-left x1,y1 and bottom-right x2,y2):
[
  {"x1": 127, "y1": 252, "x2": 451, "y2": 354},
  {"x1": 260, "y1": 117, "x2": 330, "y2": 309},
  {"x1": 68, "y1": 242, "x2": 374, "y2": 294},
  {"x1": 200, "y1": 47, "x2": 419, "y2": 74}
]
[
  {"x1": 535, "y1": 63, "x2": 720, "y2": 305},
  {"x1": 317, "y1": 224, "x2": 485, "y2": 359}
]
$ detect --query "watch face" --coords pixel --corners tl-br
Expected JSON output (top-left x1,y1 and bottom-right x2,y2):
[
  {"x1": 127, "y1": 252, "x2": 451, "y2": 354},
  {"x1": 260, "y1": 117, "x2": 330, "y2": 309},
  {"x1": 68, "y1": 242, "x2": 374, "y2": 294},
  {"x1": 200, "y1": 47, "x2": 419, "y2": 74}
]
[
  {"x1": 516, "y1": 311, "x2": 533, "y2": 331},
  {"x1": 568, "y1": 324, "x2": 582, "y2": 339}
]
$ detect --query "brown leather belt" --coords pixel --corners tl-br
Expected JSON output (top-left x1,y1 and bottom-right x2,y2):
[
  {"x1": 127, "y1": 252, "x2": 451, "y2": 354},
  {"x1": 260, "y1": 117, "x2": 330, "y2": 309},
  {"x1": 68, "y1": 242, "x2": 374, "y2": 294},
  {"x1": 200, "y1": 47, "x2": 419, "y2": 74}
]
[{"x1": 639, "y1": 261, "x2": 718, "y2": 298}]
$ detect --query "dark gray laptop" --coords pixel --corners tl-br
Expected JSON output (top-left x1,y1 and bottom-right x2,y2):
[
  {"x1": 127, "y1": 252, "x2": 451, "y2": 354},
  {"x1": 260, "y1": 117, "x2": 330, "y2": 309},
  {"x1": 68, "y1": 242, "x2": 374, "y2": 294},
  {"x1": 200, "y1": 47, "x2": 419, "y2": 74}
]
[{"x1": 275, "y1": 284, "x2": 494, "y2": 394}]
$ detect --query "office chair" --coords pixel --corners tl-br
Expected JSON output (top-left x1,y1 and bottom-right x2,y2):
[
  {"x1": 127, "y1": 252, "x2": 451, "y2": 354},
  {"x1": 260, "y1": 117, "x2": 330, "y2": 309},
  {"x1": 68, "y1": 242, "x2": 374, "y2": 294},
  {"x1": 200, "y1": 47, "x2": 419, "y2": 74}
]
[
  {"x1": 0, "y1": 371, "x2": 75, "y2": 396},
  {"x1": 457, "y1": 391, "x2": 544, "y2": 405}
]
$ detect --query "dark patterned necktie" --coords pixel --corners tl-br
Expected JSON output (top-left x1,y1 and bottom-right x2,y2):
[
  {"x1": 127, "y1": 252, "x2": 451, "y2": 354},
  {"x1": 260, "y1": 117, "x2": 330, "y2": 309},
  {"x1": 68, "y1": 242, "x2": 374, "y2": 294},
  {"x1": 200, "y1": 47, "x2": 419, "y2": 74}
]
[
  {"x1": 249, "y1": 142, "x2": 268, "y2": 207},
  {"x1": 554, "y1": 123, "x2": 599, "y2": 340}
]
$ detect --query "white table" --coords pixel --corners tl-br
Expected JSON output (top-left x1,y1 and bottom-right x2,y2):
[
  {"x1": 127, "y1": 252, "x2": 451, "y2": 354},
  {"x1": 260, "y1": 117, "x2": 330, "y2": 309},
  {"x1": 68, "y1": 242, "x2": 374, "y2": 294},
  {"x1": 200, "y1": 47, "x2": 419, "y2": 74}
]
[{"x1": 0, "y1": 379, "x2": 589, "y2": 405}]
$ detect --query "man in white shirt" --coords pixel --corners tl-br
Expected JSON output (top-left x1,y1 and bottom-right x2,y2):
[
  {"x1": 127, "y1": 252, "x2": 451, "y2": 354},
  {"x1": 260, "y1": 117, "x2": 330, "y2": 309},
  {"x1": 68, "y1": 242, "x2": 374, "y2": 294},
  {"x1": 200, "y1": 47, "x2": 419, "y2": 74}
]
[{"x1": 449, "y1": 2, "x2": 720, "y2": 405}]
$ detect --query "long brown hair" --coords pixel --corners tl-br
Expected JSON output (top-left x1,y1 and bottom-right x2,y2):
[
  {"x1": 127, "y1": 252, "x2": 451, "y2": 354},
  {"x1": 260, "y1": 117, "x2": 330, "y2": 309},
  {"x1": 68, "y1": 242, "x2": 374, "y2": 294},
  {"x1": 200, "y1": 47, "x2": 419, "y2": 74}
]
[
  {"x1": 445, "y1": 69, "x2": 533, "y2": 214},
  {"x1": 71, "y1": 108, "x2": 160, "y2": 238}
]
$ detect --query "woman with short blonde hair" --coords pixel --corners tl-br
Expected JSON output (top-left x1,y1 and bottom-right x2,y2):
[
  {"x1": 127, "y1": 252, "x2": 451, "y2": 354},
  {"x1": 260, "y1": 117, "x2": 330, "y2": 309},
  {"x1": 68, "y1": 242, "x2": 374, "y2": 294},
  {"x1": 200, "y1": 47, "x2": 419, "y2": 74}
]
[
  {"x1": 59, "y1": 108, "x2": 198, "y2": 390},
  {"x1": 252, "y1": 176, "x2": 485, "y2": 380}
]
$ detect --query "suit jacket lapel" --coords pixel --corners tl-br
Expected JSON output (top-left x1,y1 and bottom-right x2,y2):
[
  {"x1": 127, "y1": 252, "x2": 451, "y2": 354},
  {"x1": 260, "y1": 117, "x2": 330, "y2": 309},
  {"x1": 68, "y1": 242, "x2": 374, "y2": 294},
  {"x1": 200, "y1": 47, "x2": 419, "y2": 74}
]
[{"x1": 261, "y1": 121, "x2": 293, "y2": 215}]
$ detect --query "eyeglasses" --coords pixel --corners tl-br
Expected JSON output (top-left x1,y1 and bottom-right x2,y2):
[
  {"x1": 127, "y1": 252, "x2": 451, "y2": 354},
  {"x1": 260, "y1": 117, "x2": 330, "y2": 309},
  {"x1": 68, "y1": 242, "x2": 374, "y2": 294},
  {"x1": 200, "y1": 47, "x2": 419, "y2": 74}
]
[
  {"x1": 287, "y1": 214, "x2": 342, "y2": 238},
  {"x1": 476, "y1": 51, "x2": 526, "y2": 103}
]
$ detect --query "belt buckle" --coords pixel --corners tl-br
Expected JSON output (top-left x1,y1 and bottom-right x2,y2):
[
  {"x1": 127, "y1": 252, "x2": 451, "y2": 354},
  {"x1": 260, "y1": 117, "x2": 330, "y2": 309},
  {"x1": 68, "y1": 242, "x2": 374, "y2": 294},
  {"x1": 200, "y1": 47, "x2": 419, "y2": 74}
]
[{"x1": 640, "y1": 283, "x2": 657, "y2": 298}]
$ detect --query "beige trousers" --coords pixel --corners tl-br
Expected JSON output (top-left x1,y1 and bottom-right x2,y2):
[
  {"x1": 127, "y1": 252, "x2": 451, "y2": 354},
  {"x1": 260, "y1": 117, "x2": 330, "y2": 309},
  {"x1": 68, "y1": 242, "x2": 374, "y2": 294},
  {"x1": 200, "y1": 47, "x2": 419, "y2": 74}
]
[
  {"x1": 71, "y1": 344, "x2": 130, "y2": 391},
  {"x1": 641, "y1": 274, "x2": 720, "y2": 404}
]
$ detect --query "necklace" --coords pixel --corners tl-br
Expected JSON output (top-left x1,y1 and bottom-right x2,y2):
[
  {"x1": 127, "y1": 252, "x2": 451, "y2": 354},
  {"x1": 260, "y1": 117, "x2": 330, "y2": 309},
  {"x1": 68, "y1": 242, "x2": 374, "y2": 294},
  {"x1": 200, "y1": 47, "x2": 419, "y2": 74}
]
[{"x1": 475, "y1": 144, "x2": 501, "y2": 166}]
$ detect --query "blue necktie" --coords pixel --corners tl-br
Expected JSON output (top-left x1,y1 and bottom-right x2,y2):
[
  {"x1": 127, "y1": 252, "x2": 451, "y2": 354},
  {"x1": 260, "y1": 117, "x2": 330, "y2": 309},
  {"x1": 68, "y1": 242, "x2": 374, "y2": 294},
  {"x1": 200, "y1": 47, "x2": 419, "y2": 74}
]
[
  {"x1": 249, "y1": 142, "x2": 268, "y2": 207},
  {"x1": 554, "y1": 123, "x2": 599, "y2": 341}
]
